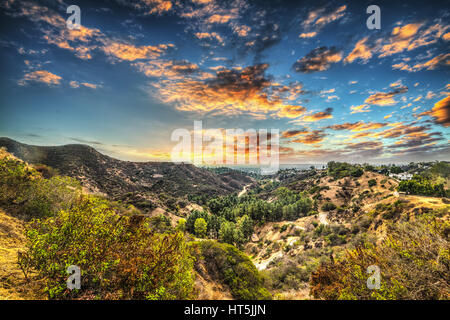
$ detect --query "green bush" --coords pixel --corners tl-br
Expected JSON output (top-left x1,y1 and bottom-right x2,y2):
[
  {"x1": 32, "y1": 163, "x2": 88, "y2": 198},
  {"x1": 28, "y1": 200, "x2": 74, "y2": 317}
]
[
  {"x1": 310, "y1": 216, "x2": 450, "y2": 300},
  {"x1": 321, "y1": 202, "x2": 337, "y2": 211},
  {"x1": 0, "y1": 151, "x2": 82, "y2": 217},
  {"x1": 194, "y1": 218, "x2": 207, "y2": 238},
  {"x1": 20, "y1": 197, "x2": 195, "y2": 300},
  {"x1": 194, "y1": 240, "x2": 271, "y2": 300}
]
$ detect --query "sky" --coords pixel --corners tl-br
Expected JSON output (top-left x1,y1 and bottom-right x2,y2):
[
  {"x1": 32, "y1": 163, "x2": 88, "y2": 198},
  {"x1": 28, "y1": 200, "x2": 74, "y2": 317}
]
[{"x1": 0, "y1": 0, "x2": 449, "y2": 165}]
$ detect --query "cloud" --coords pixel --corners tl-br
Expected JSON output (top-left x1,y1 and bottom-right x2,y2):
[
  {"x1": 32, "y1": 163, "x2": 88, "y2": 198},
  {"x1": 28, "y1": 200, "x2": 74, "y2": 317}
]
[
  {"x1": 194, "y1": 32, "x2": 224, "y2": 44},
  {"x1": 299, "y1": 32, "x2": 317, "y2": 38},
  {"x1": 412, "y1": 53, "x2": 450, "y2": 70},
  {"x1": 379, "y1": 23, "x2": 448, "y2": 57},
  {"x1": 233, "y1": 25, "x2": 251, "y2": 37},
  {"x1": 350, "y1": 104, "x2": 371, "y2": 114},
  {"x1": 365, "y1": 85, "x2": 408, "y2": 106},
  {"x1": 70, "y1": 81, "x2": 101, "y2": 89},
  {"x1": 102, "y1": 41, "x2": 174, "y2": 61},
  {"x1": 301, "y1": 108, "x2": 333, "y2": 122},
  {"x1": 117, "y1": 0, "x2": 173, "y2": 15},
  {"x1": 393, "y1": 53, "x2": 450, "y2": 72},
  {"x1": 326, "y1": 122, "x2": 387, "y2": 132},
  {"x1": 281, "y1": 129, "x2": 309, "y2": 138},
  {"x1": 18, "y1": 70, "x2": 62, "y2": 86},
  {"x1": 425, "y1": 91, "x2": 436, "y2": 99},
  {"x1": 293, "y1": 46, "x2": 342, "y2": 73},
  {"x1": 134, "y1": 59, "x2": 199, "y2": 79},
  {"x1": 276, "y1": 105, "x2": 307, "y2": 118},
  {"x1": 302, "y1": 5, "x2": 346, "y2": 29},
  {"x1": 291, "y1": 130, "x2": 326, "y2": 144},
  {"x1": 150, "y1": 63, "x2": 306, "y2": 118},
  {"x1": 419, "y1": 95, "x2": 450, "y2": 127},
  {"x1": 344, "y1": 37, "x2": 373, "y2": 63},
  {"x1": 69, "y1": 137, "x2": 103, "y2": 145}
]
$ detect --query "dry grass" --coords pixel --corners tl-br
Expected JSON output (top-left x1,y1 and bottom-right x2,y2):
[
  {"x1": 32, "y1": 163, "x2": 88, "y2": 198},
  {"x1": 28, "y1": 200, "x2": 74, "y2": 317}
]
[{"x1": 0, "y1": 209, "x2": 45, "y2": 300}]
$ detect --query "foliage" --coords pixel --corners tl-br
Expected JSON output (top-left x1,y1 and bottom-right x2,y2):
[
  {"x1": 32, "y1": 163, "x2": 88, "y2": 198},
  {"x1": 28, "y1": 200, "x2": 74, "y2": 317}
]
[
  {"x1": 194, "y1": 218, "x2": 207, "y2": 238},
  {"x1": 310, "y1": 216, "x2": 450, "y2": 300},
  {"x1": 194, "y1": 240, "x2": 271, "y2": 300},
  {"x1": 19, "y1": 197, "x2": 196, "y2": 300},
  {"x1": 398, "y1": 176, "x2": 448, "y2": 197},
  {"x1": 0, "y1": 151, "x2": 82, "y2": 217},
  {"x1": 368, "y1": 179, "x2": 377, "y2": 187},
  {"x1": 321, "y1": 202, "x2": 337, "y2": 211},
  {"x1": 327, "y1": 162, "x2": 364, "y2": 179},
  {"x1": 219, "y1": 221, "x2": 243, "y2": 245}
]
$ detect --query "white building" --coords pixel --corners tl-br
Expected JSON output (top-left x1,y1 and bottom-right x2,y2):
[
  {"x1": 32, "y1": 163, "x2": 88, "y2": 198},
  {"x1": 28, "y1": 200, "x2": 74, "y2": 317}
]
[{"x1": 389, "y1": 173, "x2": 413, "y2": 180}]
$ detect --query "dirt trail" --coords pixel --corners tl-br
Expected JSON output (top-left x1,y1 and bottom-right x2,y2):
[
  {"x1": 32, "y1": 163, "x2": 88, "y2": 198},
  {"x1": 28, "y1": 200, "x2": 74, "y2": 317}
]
[
  {"x1": 238, "y1": 184, "x2": 251, "y2": 197},
  {"x1": 318, "y1": 212, "x2": 329, "y2": 225}
]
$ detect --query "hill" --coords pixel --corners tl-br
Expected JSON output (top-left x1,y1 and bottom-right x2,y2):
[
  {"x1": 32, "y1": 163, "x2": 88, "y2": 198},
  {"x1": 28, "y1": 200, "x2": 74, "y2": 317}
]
[{"x1": 0, "y1": 137, "x2": 252, "y2": 212}]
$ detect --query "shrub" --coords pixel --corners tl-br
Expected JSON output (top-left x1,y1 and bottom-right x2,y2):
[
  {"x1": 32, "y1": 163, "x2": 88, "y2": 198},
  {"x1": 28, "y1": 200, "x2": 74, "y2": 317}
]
[
  {"x1": 0, "y1": 152, "x2": 82, "y2": 217},
  {"x1": 194, "y1": 240, "x2": 271, "y2": 300},
  {"x1": 321, "y1": 202, "x2": 337, "y2": 211},
  {"x1": 310, "y1": 216, "x2": 449, "y2": 300},
  {"x1": 194, "y1": 218, "x2": 207, "y2": 238},
  {"x1": 368, "y1": 179, "x2": 377, "y2": 187},
  {"x1": 20, "y1": 197, "x2": 195, "y2": 300}
]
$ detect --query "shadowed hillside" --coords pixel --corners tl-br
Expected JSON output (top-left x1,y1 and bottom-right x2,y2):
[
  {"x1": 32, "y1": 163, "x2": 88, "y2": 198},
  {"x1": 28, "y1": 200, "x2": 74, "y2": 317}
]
[{"x1": 0, "y1": 138, "x2": 252, "y2": 210}]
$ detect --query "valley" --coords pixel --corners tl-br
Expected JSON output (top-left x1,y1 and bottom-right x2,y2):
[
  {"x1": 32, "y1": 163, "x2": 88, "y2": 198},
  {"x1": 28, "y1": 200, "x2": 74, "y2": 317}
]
[{"x1": 0, "y1": 138, "x2": 448, "y2": 300}]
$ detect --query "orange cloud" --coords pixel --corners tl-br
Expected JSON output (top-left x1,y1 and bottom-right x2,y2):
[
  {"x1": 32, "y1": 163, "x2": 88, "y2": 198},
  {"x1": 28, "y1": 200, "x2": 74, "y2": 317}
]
[
  {"x1": 344, "y1": 37, "x2": 373, "y2": 63},
  {"x1": 207, "y1": 14, "x2": 233, "y2": 24},
  {"x1": 380, "y1": 23, "x2": 448, "y2": 57},
  {"x1": 277, "y1": 105, "x2": 307, "y2": 118},
  {"x1": 293, "y1": 47, "x2": 342, "y2": 73},
  {"x1": 301, "y1": 108, "x2": 333, "y2": 122},
  {"x1": 151, "y1": 64, "x2": 306, "y2": 118},
  {"x1": 134, "y1": 59, "x2": 199, "y2": 79},
  {"x1": 18, "y1": 70, "x2": 62, "y2": 86},
  {"x1": 194, "y1": 32, "x2": 224, "y2": 44},
  {"x1": 304, "y1": 5, "x2": 346, "y2": 28},
  {"x1": 233, "y1": 25, "x2": 251, "y2": 37},
  {"x1": 365, "y1": 86, "x2": 408, "y2": 106},
  {"x1": 102, "y1": 41, "x2": 174, "y2": 61},
  {"x1": 299, "y1": 32, "x2": 317, "y2": 38},
  {"x1": 326, "y1": 122, "x2": 387, "y2": 132},
  {"x1": 350, "y1": 104, "x2": 371, "y2": 114},
  {"x1": 281, "y1": 130, "x2": 309, "y2": 138},
  {"x1": 419, "y1": 95, "x2": 450, "y2": 127},
  {"x1": 292, "y1": 131, "x2": 325, "y2": 144}
]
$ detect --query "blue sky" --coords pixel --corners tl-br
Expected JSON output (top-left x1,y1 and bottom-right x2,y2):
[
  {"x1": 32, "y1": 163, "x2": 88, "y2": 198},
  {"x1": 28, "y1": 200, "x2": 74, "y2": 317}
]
[{"x1": 0, "y1": 0, "x2": 449, "y2": 164}]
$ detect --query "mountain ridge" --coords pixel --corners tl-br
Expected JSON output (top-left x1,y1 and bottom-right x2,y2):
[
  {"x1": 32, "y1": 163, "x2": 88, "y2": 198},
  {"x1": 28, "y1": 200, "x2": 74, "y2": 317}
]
[{"x1": 0, "y1": 137, "x2": 252, "y2": 210}]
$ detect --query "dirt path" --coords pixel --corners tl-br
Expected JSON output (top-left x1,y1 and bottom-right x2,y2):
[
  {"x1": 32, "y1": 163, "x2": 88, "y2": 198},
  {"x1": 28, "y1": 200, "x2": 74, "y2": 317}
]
[
  {"x1": 238, "y1": 184, "x2": 251, "y2": 197},
  {"x1": 318, "y1": 212, "x2": 329, "y2": 225}
]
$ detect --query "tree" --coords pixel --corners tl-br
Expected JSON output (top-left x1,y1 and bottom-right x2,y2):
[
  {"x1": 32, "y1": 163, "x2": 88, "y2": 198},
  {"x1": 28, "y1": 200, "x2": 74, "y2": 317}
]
[
  {"x1": 176, "y1": 218, "x2": 186, "y2": 232},
  {"x1": 237, "y1": 215, "x2": 254, "y2": 240},
  {"x1": 321, "y1": 202, "x2": 337, "y2": 211},
  {"x1": 186, "y1": 210, "x2": 209, "y2": 234},
  {"x1": 194, "y1": 218, "x2": 207, "y2": 238},
  {"x1": 368, "y1": 179, "x2": 377, "y2": 187},
  {"x1": 219, "y1": 221, "x2": 238, "y2": 245}
]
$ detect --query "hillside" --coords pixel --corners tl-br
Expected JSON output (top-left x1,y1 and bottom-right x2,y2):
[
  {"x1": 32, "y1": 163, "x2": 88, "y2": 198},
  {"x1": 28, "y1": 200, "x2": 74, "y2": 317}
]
[
  {"x1": 0, "y1": 142, "x2": 448, "y2": 300},
  {"x1": 0, "y1": 137, "x2": 252, "y2": 212}
]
